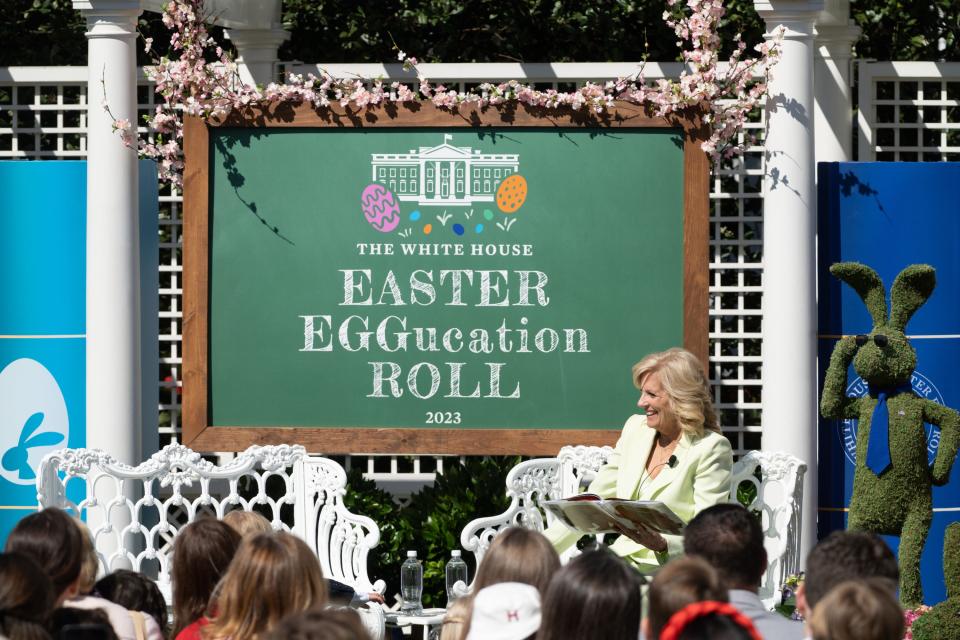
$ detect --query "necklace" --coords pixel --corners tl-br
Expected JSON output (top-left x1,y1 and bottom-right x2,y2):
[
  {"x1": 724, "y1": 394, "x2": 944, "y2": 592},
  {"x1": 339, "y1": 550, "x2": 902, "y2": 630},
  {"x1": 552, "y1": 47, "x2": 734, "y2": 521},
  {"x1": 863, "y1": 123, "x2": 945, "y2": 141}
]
[{"x1": 647, "y1": 433, "x2": 680, "y2": 474}]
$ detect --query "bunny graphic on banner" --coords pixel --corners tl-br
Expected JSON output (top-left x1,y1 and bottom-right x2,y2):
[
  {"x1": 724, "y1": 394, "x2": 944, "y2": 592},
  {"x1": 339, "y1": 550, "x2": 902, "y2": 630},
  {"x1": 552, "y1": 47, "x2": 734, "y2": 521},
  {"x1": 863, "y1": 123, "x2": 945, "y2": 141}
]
[{"x1": 0, "y1": 358, "x2": 67, "y2": 485}]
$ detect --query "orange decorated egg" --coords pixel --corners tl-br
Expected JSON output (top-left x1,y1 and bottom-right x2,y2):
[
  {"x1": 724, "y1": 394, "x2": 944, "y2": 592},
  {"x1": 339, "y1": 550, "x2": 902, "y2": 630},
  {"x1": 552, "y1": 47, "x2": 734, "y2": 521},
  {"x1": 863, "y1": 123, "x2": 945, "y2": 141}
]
[{"x1": 496, "y1": 175, "x2": 527, "y2": 213}]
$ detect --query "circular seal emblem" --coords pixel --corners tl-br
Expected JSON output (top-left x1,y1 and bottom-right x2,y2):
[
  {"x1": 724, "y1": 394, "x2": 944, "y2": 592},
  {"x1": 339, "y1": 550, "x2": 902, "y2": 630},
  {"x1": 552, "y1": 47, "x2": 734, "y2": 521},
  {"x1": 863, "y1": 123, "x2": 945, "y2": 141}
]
[{"x1": 838, "y1": 371, "x2": 943, "y2": 466}]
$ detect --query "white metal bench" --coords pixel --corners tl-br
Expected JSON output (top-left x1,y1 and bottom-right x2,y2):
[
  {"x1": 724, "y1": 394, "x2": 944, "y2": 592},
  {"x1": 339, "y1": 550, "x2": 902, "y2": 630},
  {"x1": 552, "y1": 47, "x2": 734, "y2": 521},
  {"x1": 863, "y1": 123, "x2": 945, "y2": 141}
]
[
  {"x1": 460, "y1": 446, "x2": 806, "y2": 608},
  {"x1": 36, "y1": 443, "x2": 386, "y2": 637}
]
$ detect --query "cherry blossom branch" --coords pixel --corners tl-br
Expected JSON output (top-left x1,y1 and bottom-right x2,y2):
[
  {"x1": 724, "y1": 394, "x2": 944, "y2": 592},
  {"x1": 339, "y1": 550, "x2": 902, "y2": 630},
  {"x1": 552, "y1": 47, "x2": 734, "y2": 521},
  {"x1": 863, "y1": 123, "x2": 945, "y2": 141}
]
[{"x1": 109, "y1": 0, "x2": 783, "y2": 186}]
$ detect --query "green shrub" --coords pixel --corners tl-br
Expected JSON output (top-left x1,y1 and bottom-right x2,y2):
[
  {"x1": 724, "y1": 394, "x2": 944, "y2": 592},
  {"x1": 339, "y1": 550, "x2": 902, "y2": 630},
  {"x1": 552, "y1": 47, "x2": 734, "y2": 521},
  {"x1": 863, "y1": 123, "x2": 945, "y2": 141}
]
[
  {"x1": 344, "y1": 456, "x2": 518, "y2": 607},
  {"x1": 911, "y1": 523, "x2": 960, "y2": 640},
  {"x1": 909, "y1": 599, "x2": 960, "y2": 640}
]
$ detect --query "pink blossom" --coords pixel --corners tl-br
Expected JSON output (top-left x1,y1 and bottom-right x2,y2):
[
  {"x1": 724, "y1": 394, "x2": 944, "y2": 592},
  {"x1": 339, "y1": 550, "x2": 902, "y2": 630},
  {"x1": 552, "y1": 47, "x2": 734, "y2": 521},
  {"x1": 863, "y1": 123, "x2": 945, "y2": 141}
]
[
  {"x1": 903, "y1": 605, "x2": 931, "y2": 640},
  {"x1": 104, "y1": 0, "x2": 782, "y2": 185}
]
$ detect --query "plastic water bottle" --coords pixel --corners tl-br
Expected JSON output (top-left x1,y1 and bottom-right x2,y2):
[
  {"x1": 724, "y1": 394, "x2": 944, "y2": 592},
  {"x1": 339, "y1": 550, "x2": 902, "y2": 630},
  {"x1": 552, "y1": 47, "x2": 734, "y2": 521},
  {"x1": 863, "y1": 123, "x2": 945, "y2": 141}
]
[
  {"x1": 445, "y1": 550, "x2": 469, "y2": 606},
  {"x1": 400, "y1": 550, "x2": 423, "y2": 614}
]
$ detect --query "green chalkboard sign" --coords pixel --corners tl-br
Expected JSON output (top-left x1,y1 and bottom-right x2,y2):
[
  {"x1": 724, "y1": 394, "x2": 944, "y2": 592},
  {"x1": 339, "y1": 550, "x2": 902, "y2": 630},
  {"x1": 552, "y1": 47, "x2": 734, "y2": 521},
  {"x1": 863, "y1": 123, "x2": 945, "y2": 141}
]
[{"x1": 183, "y1": 103, "x2": 708, "y2": 454}]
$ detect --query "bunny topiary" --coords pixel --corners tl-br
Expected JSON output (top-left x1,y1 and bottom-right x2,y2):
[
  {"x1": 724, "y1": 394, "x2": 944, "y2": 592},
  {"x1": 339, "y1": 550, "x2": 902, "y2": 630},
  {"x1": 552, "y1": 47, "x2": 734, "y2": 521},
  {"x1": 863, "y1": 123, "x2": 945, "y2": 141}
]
[{"x1": 820, "y1": 262, "x2": 960, "y2": 606}]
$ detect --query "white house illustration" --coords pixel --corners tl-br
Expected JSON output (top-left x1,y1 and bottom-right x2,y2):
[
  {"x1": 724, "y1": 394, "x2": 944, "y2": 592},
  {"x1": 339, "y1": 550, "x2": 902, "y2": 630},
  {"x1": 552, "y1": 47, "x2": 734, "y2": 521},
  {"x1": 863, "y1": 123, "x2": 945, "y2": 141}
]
[{"x1": 371, "y1": 134, "x2": 519, "y2": 206}]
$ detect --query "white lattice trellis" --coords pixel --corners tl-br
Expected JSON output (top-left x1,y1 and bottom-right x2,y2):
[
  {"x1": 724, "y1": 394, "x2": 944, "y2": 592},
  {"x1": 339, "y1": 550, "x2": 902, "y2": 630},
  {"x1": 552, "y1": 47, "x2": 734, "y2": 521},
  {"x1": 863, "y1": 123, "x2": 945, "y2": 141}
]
[{"x1": 858, "y1": 61, "x2": 960, "y2": 162}]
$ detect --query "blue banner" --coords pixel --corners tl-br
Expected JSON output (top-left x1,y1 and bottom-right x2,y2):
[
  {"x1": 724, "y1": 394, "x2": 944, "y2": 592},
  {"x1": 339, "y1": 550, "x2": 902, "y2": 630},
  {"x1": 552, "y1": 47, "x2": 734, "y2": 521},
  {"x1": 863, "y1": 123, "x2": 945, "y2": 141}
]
[
  {"x1": 818, "y1": 161, "x2": 960, "y2": 604},
  {"x1": 0, "y1": 160, "x2": 158, "y2": 543},
  {"x1": 0, "y1": 161, "x2": 87, "y2": 540}
]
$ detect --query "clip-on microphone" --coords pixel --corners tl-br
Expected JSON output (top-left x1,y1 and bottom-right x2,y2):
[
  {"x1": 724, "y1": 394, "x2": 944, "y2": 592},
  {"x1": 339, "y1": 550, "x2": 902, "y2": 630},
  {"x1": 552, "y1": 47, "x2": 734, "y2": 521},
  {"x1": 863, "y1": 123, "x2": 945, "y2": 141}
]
[{"x1": 636, "y1": 454, "x2": 678, "y2": 498}]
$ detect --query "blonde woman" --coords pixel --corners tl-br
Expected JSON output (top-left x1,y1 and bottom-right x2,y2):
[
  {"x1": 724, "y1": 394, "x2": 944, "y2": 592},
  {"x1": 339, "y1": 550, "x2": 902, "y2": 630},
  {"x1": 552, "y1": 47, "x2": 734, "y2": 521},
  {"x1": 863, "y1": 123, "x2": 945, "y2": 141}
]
[
  {"x1": 545, "y1": 347, "x2": 733, "y2": 572},
  {"x1": 201, "y1": 531, "x2": 328, "y2": 640}
]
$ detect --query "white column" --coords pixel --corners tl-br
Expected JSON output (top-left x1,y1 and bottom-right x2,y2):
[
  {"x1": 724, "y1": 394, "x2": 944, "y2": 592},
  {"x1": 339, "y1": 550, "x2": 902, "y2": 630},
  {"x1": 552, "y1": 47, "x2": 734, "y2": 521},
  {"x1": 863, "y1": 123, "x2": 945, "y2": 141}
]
[
  {"x1": 224, "y1": 27, "x2": 289, "y2": 87},
  {"x1": 73, "y1": 0, "x2": 142, "y2": 468},
  {"x1": 814, "y1": 22, "x2": 860, "y2": 162},
  {"x1": 755, "y1": 0, "x2": 823, "y2": 565},
  {"x1": 419, "y1": 159, "x2": 426, "y2": 200}
]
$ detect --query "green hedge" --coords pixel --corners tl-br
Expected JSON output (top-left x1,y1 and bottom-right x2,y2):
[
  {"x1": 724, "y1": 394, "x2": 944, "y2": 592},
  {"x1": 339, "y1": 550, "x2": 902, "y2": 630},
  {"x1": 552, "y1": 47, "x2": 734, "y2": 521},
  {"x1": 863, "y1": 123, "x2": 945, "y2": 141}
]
[{"x1": 343, "y1": 456, "x2": 518, "y2": 607}]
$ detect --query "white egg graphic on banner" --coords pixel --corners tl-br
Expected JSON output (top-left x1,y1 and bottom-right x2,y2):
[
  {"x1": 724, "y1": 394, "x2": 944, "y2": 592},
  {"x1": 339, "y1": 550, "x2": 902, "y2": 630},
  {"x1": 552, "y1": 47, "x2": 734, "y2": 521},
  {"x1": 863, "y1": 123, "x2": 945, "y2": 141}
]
[
  {"x1": 839, "y1": 371, "x2": 943, "y2": 466},
  {"x1": 360, "y1": 183, "x2": 401, "y2": 233},
  {"x1": 0, "y1": 358, "x2": 68, "y2": 485}
]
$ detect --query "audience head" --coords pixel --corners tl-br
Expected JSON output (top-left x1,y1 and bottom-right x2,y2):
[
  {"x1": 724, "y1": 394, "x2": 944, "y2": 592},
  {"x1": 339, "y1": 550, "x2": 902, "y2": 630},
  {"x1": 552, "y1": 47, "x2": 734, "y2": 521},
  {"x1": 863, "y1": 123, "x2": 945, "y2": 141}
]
[
  {"x1": 222, "y1": 509, "x2": 273, "y2": 539},
  {"x1": 204, "y1": 531, "x2": 328, "y2": 640},
  {"x1": 95, "y1": 569, "x2": 168, "y2": 635},
  {"x1": 808, "y1": 578, "x2": 903, "y2": 640},
  {"x1": 5, "y1": 507, "x2": 84, "y2": 604},
  {"x1": 472, "y1": 527, "x2": 560, "y2": 595},
  {"x1": 49, "y1": 607, "x2": 119, "y2": 640},
  {"x1": 73, "y1": 519, "x2": 100, "y2": 596},
  {"x1": 683, "y1": 503, "x2": 766, "y2": 590},
  {"x1": 171, "y1": 516, "x2": 242, "y2": 636},
  {"x1": 458, "y1": 528, "x2": 560, "y2": 638},
  {"x1": 263, "y1": 608, "x2": 369, "y2": 640},
  {"x1": 645, "y1": 556, "x2": 727, "y2": 640},
  {"x1": 0, "y1": 551, "x2": 55, "y2": 640},
  {"x1": 799, "y1": 530, "x2": 898, "y2": 618},
  {"x1": 632, "y1": 348, "x2": 719, "y2": 437},
  {"x1": 658, "y1": 601, "x2": 762, "y2": 640},
  {"x1": 466, "y1": 582, "x2": 541, "y2": 640},
  {"x1": 537, "y1": 549, "x2": 643, "y2": 640}
]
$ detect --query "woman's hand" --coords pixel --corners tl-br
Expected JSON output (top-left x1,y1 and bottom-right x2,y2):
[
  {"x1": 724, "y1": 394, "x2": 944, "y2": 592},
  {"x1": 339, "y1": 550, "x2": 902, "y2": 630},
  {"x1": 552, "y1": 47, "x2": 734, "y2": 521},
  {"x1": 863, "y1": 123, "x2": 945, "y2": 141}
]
[{"x1": 614, "y1": 523, "x2": 667, "y2": 552}]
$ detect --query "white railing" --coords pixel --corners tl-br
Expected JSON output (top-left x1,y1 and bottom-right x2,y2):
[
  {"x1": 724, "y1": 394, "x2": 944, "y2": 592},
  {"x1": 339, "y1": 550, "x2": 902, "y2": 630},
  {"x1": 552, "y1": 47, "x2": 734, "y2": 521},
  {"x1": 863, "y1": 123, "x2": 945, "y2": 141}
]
[
  {"x1": 857, "y1": 61, "x2": 960, "y2": 161},
  {"x1": 1, "y1": 62, "x2": 765, "y2": 492},
  {"x1": 283, "y1": 61, "x2": 686, "y2": 84}
]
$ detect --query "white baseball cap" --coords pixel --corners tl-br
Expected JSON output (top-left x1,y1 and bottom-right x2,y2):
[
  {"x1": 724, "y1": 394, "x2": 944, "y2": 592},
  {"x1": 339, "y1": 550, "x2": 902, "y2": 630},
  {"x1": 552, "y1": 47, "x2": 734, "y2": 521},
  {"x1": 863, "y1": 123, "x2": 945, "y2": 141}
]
[{"x1": 465, "y1": 582, "x2": 542, "y2": 640}]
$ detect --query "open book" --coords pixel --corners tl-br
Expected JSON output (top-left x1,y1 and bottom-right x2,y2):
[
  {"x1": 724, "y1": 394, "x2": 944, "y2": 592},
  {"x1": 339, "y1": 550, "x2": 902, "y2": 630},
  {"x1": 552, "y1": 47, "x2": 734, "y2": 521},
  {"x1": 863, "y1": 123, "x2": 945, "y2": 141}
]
[{"x1": 542, "y1": 494, "x2": 686, "y2": 536}]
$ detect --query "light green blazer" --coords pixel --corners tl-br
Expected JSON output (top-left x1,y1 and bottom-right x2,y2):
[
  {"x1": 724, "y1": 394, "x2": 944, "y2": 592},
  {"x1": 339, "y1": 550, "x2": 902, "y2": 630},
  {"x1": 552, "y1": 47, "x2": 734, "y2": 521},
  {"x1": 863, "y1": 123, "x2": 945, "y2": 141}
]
[{"x1": 544, "y1": 414, "x2": 733, "y2": 572}]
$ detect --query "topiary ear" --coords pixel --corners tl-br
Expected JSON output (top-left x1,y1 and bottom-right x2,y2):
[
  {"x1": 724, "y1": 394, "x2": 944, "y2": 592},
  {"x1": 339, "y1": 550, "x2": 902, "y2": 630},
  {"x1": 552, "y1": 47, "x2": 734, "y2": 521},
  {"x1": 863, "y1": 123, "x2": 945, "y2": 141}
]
[
  {"x1": 890, "y1": 264, "x2": 936, "y2": 331},
  {"x1": 830, "y1": 262, "x2": 887, "y2": 329}
]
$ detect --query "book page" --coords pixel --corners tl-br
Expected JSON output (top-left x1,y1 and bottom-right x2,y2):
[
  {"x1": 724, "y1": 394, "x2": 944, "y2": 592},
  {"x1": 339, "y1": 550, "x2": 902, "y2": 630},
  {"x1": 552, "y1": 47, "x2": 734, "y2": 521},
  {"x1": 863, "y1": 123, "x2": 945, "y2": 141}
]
[
  {"x1": 543, "y1": 500, "x2": 622, "y2": 533},
  {"x1": 543, "y1": 498, "x2": 685, "y2": 535},
  {"x1": 605, "y1": 501, "x2": 685, "y2": 535}
]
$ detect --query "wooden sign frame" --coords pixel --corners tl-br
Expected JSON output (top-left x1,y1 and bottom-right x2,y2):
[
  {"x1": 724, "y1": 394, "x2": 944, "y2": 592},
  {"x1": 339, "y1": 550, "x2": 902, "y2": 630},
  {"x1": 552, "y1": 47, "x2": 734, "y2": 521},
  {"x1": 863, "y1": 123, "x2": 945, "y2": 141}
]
[{"x1": 182, "y1": 101, "x2": 709, "y2": 454}]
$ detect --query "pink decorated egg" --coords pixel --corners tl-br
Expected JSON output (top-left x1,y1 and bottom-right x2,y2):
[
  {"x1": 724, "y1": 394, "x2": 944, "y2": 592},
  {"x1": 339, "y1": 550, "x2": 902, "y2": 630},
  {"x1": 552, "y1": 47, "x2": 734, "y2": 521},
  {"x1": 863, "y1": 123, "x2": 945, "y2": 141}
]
[{"x1": 360, "y1": 183, "x2": 401, "y2": 233}]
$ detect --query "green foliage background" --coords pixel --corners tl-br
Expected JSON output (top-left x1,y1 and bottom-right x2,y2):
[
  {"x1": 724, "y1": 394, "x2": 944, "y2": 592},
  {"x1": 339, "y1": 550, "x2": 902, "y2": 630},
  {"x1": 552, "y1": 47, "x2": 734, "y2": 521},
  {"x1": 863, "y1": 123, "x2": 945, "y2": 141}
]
[
  {"x1": 0, "y1": 1, "x2": 957, "y2": 67},
  {"x1": 342, "y1": 456, "x2": 519, "y2": 607}
]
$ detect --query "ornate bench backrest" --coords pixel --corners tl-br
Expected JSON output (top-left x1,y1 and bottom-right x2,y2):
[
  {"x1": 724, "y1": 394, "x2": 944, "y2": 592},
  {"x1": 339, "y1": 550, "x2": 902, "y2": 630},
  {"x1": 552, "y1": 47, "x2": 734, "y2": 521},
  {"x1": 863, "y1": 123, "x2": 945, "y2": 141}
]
[
  {"x1": 459, "y1": 446, "x2": 615, "y2": 568},
  {"x1": 729, "y1": 450, "x2": 806, "y2": 608},
  {"x1": 37, "y1": 443, "x2": 385, "y2": 602},
  {"x1": 292, "y1": 456, "x2": 385, "y2": 594},
  {"x1": 459, "y1": 457, "x2": 564, "y2": 566},
  {"x1": 557, "y1": 444, "x2": 616, "y2": 494}
]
